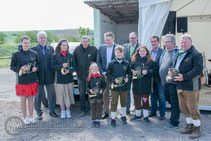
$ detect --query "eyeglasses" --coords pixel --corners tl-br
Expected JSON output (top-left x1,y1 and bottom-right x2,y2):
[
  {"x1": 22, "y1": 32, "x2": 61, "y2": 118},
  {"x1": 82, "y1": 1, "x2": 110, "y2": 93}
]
[
  {"x1": 150, "y1": 41, "x2": 158, "y2": 43},
  {"x1": 164, "y1": 41, "x2": 172, "y2": 43},
  {"x1": 129, "y1": 37, "x2": 136, "y2": 39}
]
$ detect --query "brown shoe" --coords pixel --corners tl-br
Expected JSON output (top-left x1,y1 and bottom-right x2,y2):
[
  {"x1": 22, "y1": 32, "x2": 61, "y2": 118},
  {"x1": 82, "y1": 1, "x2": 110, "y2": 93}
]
[
  {"x1": 189, "y1": 126, "x2": 201, "y2": 139},
  {"x1": 179, "y1": 124, "x2": 194, "y2": 134}
]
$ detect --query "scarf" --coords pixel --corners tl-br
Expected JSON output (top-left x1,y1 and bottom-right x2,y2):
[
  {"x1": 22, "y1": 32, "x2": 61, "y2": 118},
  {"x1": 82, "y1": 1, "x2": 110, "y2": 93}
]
[
  {"x1": 115, "y1": 57, "x2": 123, "y2": 61},
  {"x1": 60, "y1": 49, "x2": 67, "y2": 57},
  {"x1": 178, "y1": 49, "x2": 187, "y2": 56},
  {"x1": 88, "y1": 73, "x2": 101, "y2": 82},
  {"x1": 115, "y1": 57, "x2": 125, "y2": 63}
]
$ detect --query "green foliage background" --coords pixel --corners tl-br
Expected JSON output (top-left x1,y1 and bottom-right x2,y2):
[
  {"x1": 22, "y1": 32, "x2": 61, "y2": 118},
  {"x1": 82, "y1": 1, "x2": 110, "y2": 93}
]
[
  {"x1": 0, "y1": 44, "x2": 17, "y2": 56},
  {"x1": 0, "y1": 28, "x2": 94, "y2": 59},
  {"x1": 0, "y1": 32, "x2": 6, "y2": 44}
]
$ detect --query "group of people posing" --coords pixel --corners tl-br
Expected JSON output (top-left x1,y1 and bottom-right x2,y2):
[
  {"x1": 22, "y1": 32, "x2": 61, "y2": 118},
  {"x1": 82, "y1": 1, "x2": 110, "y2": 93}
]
[{"x1": 10, "y1": 31, "x2": 203, "y2": 139}]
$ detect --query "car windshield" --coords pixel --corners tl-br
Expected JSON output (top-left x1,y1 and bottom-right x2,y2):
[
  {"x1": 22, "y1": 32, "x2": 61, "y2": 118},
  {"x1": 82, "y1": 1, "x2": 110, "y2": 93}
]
[{"x1": 69, "y1": 46, "x2": 76, "y2": 54}]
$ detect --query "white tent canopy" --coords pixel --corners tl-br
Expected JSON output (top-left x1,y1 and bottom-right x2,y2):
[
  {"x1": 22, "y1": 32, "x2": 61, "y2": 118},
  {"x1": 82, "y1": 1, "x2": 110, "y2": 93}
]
[
  {"x1": 138, "y1": 0, "x2": 211, "y2": 111},
  {"x1": 171, "y1": 0, "x2": 211, "y2": 16},
  {"x1": 138, "y1": 0, "x2": 211, "y2": 50},
  {"x1": 138, "y1": 0, "x2": 172, "y2": 50}
]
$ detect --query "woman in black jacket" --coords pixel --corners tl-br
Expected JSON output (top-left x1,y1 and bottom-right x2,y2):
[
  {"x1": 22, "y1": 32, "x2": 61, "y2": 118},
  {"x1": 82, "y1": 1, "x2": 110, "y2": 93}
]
[
  {"x1": 130, "y1": 45, "x2": 158, "y2": 124},
  {"x1": 10, "y1": 35, "x2": 39, "y2": 124},
  {"x1": 51, "y1": 39, "x2": 75, "y2": 119}
]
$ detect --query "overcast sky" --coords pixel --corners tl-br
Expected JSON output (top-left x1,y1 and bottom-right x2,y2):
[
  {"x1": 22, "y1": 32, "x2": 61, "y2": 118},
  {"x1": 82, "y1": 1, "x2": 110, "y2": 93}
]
[{"x1": 0, "y1": 0, "x2": 94, "y2": 31}]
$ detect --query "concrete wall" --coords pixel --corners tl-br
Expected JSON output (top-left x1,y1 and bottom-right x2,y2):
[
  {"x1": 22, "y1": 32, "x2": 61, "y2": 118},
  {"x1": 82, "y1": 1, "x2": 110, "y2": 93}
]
[
  {"x1": 94, "y1": 9, "x2": 138, "y2": 47},
  {"x1": 115, "y1": 24, "x2": 138, "y2": 45},
  {"x1": 94, "y1": 9, "x2": 116, "y2": 48},
  {"x1": 93, "y1": 9, "x2": 102, "y2": 49},
  {"x1": 100, "y1": 11, "x2": 117, "y2": 45}
]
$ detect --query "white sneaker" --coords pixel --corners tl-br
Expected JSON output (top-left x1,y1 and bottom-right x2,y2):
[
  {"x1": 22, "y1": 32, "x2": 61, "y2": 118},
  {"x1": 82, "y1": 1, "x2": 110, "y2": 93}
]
[
  {"x1": 29, "y1": 117, "x2": 36, "y2": 124},
  {"x1": 24, "y1": 117, "x2": 30, "y2": 125},
  {"x1": 61, "y1": 110, "x2": 66, "y2": 119},
  {"x1": 66, "y1": 110, "x2": 71, "y2": 119}
]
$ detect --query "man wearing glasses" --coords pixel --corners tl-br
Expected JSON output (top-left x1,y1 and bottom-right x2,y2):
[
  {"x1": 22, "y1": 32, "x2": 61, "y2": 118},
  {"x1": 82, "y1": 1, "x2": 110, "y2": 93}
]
[
  {"x1": 159, "y1": 34, "x2": 180, "y2": 129},
  {"x1": 123, "y1": 32, "x2": 139, "y2": 115}
]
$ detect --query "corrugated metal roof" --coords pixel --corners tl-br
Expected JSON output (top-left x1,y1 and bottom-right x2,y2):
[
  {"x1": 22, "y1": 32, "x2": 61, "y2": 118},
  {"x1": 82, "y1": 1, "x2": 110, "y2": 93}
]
[{"x1": 84, "y1": 0, "x2": 139, "y2": 24}]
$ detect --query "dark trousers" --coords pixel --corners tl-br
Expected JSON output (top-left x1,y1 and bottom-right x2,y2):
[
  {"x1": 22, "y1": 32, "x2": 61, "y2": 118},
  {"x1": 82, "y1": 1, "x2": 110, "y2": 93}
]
[
  {"x1": 103, "y1": 77, "x2": 110, "y2": 114},
  {"x1": 133, "y1": 93, "x2": 150, "y2": 110},
  {"x1": 78, "y1": 79, "x2": 90, "y2": 112},
  {"x1": 90, "y1": 98, "x2": 103, "y2": 120},
  {"x1": 165, "y1": 83, "x2": 180, "y2": 126},
  {"x1": 34, "y1": 84, "x2": 56, "y2": 114}
]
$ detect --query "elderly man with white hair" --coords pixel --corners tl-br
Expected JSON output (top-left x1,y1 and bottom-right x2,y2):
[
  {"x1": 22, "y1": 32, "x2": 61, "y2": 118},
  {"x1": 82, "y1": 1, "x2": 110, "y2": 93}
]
[
  {"x1": 171, "y1": 34, "x2": 203, "y2": 139},
  {"x1": 31, "y1": 31, "x2": 58, "y2": 120}
]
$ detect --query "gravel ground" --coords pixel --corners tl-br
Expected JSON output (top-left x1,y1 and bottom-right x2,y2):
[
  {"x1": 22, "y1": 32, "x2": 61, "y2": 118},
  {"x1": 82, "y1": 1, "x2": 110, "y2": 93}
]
[{"x1": 0, "y1": 68, "x2": 211, "y2": 141}]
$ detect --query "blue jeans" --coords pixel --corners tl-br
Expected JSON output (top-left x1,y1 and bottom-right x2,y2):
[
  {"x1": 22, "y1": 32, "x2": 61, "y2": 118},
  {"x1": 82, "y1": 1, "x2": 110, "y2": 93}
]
[
  {"x1": 165, "y1": 83, "x2": 180, "y2": 126},
  {"x1": 150, "y1": 82, "x2": 166, "y2": 116},
  {"x1": 126, "y1": 90, "x2": 131, "y2": 111},
  {"x1": 78, "y1": 79, "x2": 90, "y2": 112}
]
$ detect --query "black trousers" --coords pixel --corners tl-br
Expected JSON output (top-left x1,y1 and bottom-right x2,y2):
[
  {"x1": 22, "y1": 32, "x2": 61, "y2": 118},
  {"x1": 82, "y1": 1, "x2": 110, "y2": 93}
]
[
  {"x1": 78, "y1": 79, "x2": 90, "y2": 112},
  {"x1": 165, "y1": 83, "x2": 180, "y2": 126}
]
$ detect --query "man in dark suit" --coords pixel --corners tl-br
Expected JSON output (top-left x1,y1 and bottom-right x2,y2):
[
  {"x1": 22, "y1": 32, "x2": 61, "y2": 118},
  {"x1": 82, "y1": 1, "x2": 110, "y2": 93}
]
[
  {"x1": 31, "y1": 31, "x2": 58, "y2": 120},
  {"x1": 97, "y1": 31, "x2": 117, "y2": 119},
  {"x1": 149, "y1": 36, "x2": 165, "y2": 120},
  {"x1": 123, "y1": 32, "x2": 139, "y2": 115}
]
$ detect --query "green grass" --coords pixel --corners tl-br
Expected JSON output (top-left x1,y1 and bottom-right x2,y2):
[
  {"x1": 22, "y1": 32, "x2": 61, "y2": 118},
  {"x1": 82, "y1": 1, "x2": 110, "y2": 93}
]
[
  {"x1": 0, "y1": 44, "x2": 17, "y2": 57},
  {"x1": 0, "y1": 58, "x2": 11, "y2": 68},
  {"x1": 2, "y1": 29, "x2": 94, "y2": 44}
]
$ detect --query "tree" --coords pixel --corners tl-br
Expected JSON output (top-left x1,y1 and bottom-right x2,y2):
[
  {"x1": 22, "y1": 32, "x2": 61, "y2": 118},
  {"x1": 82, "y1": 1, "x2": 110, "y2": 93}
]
[
  {"x1": 0, "y1": 32, "x2": 6, "y2": 44},
  {"x1": 46, "y1": 31, "x2": 59, "y2": 44},
  {"x1": 14, "y1": 34, "x2": 22, "y2": 43},
  {"x1": 25, "y1": 31, "x2": 38, "y2": 43},
  {"x1": 14, "y1": 31, "x2": 59, "y2": 44},
  {"x1": 15, "y1": 31, "x2": 37, "y2": 44},
  {"x1": 78, "y1": 27, "x2": 90, "y2": 38},
  {"x1": 90, "y1": 37, "x2": 94, "y2": 45}
]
